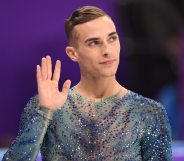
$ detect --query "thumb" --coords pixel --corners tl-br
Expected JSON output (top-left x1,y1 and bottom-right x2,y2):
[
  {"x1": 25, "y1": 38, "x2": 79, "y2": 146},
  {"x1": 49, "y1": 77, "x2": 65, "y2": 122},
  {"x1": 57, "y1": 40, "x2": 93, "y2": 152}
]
[{"x1": 61, "y1": 80, "x2": 71, "y2": 94}]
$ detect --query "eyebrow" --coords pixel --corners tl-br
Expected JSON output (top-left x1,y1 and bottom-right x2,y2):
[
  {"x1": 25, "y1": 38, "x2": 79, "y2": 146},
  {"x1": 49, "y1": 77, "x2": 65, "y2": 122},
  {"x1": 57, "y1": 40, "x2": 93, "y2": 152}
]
[
  {"x1": 84, "y1": 32, "x2": 118, "y2": 43},
  {"x1": 108, "y1": 32, "x2": 117, "y2": 37}
]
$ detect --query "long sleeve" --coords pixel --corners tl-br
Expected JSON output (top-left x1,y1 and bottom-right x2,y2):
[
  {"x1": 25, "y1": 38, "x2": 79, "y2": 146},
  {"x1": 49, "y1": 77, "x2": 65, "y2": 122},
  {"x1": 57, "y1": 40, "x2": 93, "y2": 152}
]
[
  {"x1": 141, "y1": 102, "x2": 173, "y2": 161},
  {"x1": 3, "y1": 95, "x2": 53, "y2": 161}
]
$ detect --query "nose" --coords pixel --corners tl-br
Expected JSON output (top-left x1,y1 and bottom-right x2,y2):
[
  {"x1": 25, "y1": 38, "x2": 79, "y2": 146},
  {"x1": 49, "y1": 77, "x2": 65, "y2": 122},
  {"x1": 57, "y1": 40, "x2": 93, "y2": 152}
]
[{"x1": 101, "y1": 42, "x2": 111, "y2": 57}]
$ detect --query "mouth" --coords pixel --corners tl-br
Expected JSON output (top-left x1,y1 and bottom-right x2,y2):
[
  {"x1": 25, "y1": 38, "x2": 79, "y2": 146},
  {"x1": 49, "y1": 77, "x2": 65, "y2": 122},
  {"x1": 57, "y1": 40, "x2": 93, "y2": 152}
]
[{"x1": 99, "y1": 59, "x2": 117, "y2": 65}]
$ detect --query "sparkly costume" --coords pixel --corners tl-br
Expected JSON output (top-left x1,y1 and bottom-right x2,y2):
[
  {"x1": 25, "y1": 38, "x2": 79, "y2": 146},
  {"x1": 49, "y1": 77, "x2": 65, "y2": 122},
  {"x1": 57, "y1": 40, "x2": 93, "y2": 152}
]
[{"x1": 3, "y1": 87, "x2": 172, "y2": 161}]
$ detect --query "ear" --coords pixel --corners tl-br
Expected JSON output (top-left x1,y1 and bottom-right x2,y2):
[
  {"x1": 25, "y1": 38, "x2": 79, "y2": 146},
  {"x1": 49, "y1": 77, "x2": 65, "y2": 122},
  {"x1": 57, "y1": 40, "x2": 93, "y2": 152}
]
[{"x1": 65, "y1": 46, "x2": 78, "y2": 62}]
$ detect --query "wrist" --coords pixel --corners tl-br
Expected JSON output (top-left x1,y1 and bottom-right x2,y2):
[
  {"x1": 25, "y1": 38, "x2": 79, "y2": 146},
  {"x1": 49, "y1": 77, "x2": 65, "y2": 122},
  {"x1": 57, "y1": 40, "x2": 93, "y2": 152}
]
[{"x1": 36, "y1": 104, "x2": 53, "y2": 120}]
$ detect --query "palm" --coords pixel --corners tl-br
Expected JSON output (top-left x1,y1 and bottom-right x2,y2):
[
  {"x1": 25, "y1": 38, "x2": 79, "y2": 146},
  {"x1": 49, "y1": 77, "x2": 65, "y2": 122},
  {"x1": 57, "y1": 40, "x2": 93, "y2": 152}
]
[{"x1": 36, "y1": 56, "x2": 71, "y2": 110}]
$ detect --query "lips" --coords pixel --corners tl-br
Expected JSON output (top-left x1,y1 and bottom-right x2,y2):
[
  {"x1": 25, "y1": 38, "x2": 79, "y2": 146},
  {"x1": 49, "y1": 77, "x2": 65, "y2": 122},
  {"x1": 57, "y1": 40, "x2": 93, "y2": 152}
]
[{"x1": 99, "y1": 59, "x2": 116, "y2": 65}]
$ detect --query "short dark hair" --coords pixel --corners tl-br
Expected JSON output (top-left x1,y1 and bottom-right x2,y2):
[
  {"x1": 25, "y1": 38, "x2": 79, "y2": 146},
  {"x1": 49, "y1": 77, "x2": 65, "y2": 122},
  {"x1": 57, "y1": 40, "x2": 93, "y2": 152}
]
[{"x1": 65, "y1": 6, "x2": 109, "y2": 46}]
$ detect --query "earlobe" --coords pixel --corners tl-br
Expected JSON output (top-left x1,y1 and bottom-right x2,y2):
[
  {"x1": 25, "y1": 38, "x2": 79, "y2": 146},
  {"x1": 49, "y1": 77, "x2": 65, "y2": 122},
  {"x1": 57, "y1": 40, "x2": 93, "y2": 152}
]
[{"x1": 65, "y1": 46, "x2": 78, "y2": 62}]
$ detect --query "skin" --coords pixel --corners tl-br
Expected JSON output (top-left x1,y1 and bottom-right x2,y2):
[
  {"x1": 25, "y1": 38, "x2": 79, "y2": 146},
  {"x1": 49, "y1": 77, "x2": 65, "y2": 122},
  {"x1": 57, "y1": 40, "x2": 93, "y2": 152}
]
[
  {"x1": 36, "y1": 57, "x2": 71, "y2": 110},
  {"x1": 37, "y1": 15, "x2": 127, "y2": 110}
]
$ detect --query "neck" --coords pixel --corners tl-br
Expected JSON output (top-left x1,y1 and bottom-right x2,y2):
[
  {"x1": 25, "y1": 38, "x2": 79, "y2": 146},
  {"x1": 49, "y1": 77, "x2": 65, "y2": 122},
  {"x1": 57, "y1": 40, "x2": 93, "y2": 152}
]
[{"x1": 75, "y1": 75, "x2": 124, "y2": 100}]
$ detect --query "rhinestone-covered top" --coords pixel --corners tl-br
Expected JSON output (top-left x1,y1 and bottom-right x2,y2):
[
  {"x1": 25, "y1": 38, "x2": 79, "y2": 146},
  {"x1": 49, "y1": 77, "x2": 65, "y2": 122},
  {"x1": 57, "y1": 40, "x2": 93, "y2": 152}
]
[{"x1": 3, "y1": 87, "x2": 173, "y2": 161}]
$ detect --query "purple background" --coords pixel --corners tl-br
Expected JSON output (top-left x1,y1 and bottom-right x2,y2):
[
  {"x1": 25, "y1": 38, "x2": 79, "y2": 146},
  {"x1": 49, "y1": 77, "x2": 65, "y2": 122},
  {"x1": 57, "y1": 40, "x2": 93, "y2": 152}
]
[{"x1": 0, "y1": 0, "x2": 122, "y2": 145}]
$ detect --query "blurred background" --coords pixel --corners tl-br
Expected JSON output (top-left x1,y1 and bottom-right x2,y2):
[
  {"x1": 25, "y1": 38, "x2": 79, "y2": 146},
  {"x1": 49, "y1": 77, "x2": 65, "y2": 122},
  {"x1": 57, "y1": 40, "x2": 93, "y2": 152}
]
[{"x1": 0, "y1": 0, "x2": 183, "y2": 160}]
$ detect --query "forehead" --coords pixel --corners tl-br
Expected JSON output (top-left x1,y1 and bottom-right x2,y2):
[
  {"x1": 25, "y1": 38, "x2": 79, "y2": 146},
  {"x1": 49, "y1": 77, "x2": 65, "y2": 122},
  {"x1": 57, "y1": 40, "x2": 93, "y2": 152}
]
[{"x1": 74, "y1": 16, "x2": 116, "y2": 41}]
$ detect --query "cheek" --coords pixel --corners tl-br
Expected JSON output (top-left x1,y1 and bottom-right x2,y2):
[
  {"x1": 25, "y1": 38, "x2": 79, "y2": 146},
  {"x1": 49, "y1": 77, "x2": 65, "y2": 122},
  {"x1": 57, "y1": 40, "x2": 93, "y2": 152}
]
[
  {"x1": 79, "y1": 52, "x2": 91, "y2": 61},
  {"x1": 78, "y1": 54, "x2": 95, "y2": 68},
  {"x1": 78, "y1": 48, "x2": 98, "y2": 62},
  {"x1": 113, "y1": 44, "x2": 120, "y2": 56}
]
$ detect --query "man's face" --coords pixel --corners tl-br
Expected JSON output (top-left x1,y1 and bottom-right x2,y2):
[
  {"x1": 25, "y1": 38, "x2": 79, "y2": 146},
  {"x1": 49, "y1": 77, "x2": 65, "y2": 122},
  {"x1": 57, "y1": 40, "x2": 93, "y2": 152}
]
[{"x1": 73, "y1": 16, "x2": 120, "y2": 78}]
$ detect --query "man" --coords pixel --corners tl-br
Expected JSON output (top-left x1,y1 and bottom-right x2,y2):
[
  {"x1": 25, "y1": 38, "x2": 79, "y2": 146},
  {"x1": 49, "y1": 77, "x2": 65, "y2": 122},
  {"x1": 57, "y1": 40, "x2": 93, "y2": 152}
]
[{"x1": 3, "y1": 6, "x2": 172, "y2": 161}]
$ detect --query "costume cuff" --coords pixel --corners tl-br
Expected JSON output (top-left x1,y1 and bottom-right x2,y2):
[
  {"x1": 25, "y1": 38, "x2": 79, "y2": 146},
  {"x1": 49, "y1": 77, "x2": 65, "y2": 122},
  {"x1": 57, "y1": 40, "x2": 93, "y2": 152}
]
[{"x1": 35, "y1": 105, "x2": 53, "y2": 120}]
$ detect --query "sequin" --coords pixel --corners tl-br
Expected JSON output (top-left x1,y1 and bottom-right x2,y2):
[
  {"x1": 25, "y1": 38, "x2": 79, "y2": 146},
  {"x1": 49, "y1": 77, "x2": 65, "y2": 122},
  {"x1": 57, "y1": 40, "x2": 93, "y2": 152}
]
[{"x1": 3, "y1": 87, "x2": 173, "y2": 161}]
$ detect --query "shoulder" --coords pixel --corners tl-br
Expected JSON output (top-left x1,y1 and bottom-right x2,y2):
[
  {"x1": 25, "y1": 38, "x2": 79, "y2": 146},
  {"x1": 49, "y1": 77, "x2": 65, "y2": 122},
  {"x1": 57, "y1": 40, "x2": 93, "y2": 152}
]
[
  {"x1": 22, "y1": 94, "x2": 39, "y2": 113},
  {"x1": 27, "y1": 94, "x2": 39, "y2": 105},
  {"x1": 18, "y1": 94, "x2": 40, "y2": 129},
  {"x1": 125, "y1": 91, "x2": 171, "y2": 133},
  {"x1": 125, "y1": 90, "x2": 167, "y2": 117},
  {"x1": 27, "y1": 94, "x2": 39, "y2": 106}
]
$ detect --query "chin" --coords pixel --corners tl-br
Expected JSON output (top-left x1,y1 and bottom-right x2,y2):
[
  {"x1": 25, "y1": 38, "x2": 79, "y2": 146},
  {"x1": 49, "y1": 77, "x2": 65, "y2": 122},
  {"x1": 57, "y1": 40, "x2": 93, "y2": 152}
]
[
  {"x1": 104, "y1": 67, "x2": 118, "y2": 75},
  {"x1": 100, "y1": 70, "x2": 117, "y2": 77},
  {"x1": 89, "y1": 67, "x2": 118, "y2": 78}
]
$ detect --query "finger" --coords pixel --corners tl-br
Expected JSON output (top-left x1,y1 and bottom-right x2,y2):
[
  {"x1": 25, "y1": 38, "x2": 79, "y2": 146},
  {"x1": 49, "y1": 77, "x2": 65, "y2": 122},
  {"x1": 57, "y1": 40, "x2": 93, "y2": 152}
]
[
  {"x1": 36, "y1": 65, "x2": 42, "y2": 85},
  {"x1": 52, "y1": 60, "x2": 61, "y2": 82},
  {"x1": 41, "y1": 57, "x2": 47, "y2": 80},
  {"x1": 46, "y1": 55, "x2": 52, "y2": 80},
  {"x1": 61, "y1": 80, "x2": 71, "y2": 94}
]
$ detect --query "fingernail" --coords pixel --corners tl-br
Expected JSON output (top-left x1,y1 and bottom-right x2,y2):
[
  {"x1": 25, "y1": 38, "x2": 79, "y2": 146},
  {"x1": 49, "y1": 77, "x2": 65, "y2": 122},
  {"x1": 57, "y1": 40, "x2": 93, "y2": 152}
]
[
  {"x1": 42, "y1": 57, "x2": 46, "y2": 61},
  {"x1": 36, "y1": 65, "x2": 40, "y2": 69}
]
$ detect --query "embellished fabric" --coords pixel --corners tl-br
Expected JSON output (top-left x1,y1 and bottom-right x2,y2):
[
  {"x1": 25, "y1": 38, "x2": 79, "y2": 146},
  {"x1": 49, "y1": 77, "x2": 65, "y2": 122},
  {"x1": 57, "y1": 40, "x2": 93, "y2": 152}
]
[{"x1": 3, "y1": 87, "x2": 173, "y2": 161}]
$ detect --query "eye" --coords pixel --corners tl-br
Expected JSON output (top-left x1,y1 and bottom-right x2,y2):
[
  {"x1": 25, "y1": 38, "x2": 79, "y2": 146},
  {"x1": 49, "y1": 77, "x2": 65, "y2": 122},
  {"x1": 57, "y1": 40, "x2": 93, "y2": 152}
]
[
  {"x1": 109, "y1": 36, "x2": 117, "y2": 42},
  {"x1": 88, "y1": 40, "x2": 99, "y2": 46}
]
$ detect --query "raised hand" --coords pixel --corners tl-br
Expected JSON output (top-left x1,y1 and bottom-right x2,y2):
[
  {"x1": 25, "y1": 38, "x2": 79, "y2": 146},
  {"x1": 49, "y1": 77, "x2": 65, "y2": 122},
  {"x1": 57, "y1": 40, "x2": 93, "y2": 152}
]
[{"x1": 36, "y1": 56, "x2": 71, "y2": 110}]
